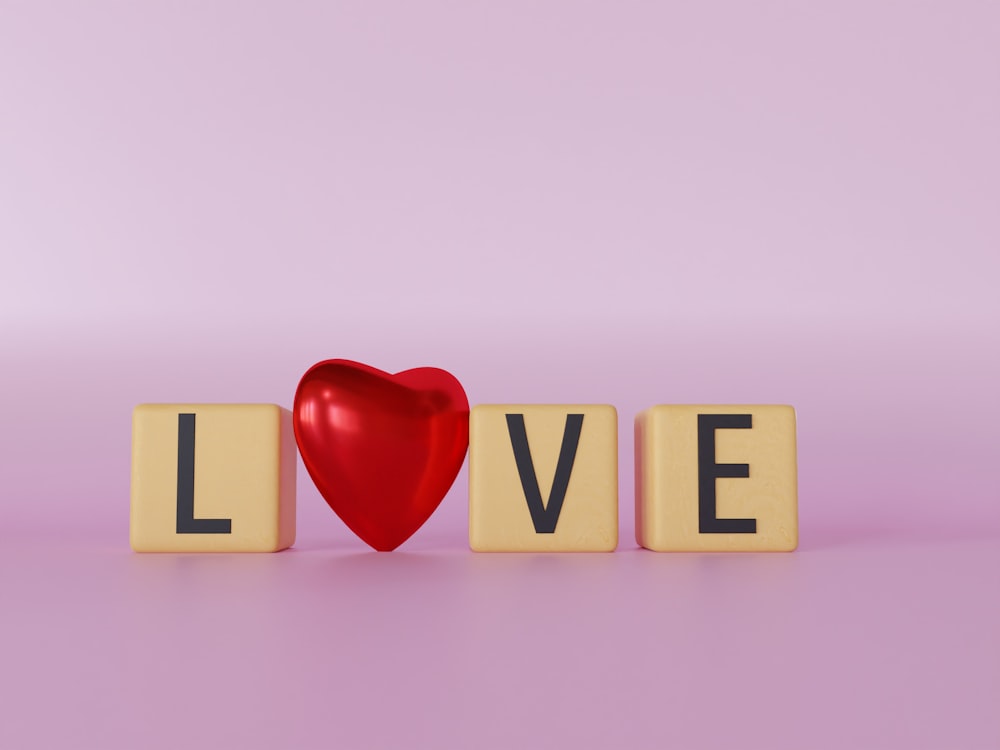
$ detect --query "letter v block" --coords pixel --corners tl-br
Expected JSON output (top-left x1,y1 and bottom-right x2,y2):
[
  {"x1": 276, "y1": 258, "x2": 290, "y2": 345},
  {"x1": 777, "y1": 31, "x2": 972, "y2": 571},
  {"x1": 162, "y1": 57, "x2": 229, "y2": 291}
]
[
  {"x1": 636, "y1": 405, "x2": 797, "y2": 551},
  {"x1": 130, "y1": 404, "x2": 296, "y2": 552},
  {"x1": 469, "y1": 405, "x2": 618, "y2": 551}
]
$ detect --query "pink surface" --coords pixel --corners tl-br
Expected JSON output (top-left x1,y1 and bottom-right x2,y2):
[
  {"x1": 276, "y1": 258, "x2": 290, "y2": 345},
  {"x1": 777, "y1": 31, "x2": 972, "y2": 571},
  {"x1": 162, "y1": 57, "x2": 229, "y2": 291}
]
[{"x1": 1, "y1": 1, "x2": 998, "y2": 748}]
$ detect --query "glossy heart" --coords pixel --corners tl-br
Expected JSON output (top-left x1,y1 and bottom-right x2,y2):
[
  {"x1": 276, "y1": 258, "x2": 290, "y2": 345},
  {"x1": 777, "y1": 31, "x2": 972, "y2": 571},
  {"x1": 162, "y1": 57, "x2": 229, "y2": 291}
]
[{"x1": 293, "y1": 359, "x2": 469, "y2": 551}]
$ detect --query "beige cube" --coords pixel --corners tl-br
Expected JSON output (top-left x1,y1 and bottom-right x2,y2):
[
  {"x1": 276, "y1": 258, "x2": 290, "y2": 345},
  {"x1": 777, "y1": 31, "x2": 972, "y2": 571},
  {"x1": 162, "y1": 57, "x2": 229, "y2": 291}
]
[
  {"x1": 636, "y1": 405, "x2": 797, "y2": 552},
  {"x1": 469, "y1": 404, "x2": 618, "y2": 552},
  {"x1": 130, "y1": 404, "x2": 296, "y2": 552}
]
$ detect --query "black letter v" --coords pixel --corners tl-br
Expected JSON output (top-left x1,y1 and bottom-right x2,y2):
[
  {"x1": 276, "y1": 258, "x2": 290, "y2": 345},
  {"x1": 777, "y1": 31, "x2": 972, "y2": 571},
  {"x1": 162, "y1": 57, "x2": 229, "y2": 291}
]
[{"x1": 505, "y1": 413, "x2": 584, "y2": 534}]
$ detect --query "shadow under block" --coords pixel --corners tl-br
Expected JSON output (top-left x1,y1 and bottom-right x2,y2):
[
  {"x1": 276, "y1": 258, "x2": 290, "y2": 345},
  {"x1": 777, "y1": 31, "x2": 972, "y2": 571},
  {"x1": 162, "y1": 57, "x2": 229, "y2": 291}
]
[
  {"x1": 469, "y1": 405, "x2": 618, "y2": 552},
  {"x1": 130, "y1": 404, "x2": 296, "y2": 552},
  {"x1": 635, "y1": 405, "x2": 797, "y2": 552}
]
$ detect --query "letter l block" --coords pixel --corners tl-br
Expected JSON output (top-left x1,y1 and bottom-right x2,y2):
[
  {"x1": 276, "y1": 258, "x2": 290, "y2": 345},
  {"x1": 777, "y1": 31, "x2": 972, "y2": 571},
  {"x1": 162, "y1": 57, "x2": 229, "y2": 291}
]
[{"x1": 130, "y1": 404, "x2": 296, "y2": 552}]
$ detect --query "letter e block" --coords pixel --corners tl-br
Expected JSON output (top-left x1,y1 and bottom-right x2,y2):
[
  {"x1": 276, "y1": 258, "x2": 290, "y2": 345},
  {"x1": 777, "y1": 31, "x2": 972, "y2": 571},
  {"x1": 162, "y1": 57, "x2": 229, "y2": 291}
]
[
  {"x1": 469, "y1": 405, "x2": 618, "y2": 552},
  {"x1": 130, "y1": 404, "x2": 296, "y2": 552},
  {"x1": 635, "y1": 405, "x2": 797, "y2": 552}
]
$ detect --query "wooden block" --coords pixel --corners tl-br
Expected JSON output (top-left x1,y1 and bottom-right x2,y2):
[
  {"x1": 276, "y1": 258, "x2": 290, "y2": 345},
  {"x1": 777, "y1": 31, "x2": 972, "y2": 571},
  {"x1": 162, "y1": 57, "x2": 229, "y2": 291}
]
[
  {"x1": 469, "y1": 404, "x2": 618, "y2": 552},
  {"x1": 130, "y1": 404, "x2": 296, "y2": 552},
  {"x1": 636, "y1": 405, "x2": 797, "y2": 551}
]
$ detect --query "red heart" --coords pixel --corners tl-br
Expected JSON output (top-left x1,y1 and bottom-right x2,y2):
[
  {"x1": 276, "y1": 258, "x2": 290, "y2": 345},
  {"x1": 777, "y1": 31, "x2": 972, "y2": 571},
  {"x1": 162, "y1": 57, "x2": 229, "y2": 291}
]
[{"x1": 293, "y1": 359, "x2": 469, "y2": 551}]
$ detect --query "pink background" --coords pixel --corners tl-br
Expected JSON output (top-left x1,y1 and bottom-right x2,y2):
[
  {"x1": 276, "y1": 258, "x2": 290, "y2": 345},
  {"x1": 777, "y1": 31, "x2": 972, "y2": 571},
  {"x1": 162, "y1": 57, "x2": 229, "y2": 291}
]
[{"x1": 2, "y1": 2, "x2": 998, "y2": 747}]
